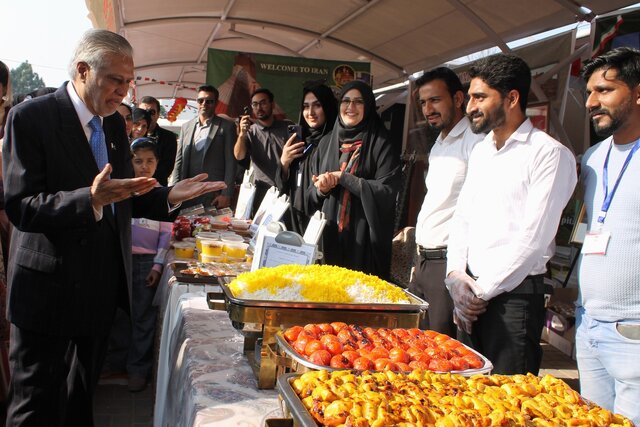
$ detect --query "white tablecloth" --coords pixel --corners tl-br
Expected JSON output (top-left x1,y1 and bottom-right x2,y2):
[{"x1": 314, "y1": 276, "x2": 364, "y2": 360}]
[{"x1": 154, "y1": 285, "x2": 282, "y2": 426}]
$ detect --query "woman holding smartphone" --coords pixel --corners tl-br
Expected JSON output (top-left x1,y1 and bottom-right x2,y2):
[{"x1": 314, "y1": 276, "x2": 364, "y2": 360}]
[
  {"x1": 277, "y1": 83, "x2": 338, "y2": 234},
  {"x1": 308, "y1": 80, "x2": 401, "y2": 279}
]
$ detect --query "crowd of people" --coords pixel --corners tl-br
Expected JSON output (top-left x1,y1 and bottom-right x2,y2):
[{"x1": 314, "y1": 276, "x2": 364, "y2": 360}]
[{"x1": 0, "y1": 27, "x2": 638, "y2": 426}]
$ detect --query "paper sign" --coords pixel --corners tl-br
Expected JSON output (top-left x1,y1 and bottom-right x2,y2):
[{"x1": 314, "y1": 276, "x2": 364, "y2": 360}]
[{"x1": 258, "y1": 236, "x2": 316, "y2": 268}]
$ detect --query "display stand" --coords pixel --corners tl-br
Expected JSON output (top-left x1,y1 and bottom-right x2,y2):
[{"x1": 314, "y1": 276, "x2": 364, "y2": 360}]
[
  {"x1": 234, "y1": 182, "x2": 255, "y2": 220},
  {"x1": 302, "y1": 211, "x2": 326, "y2": 246},
  {"x1": 251, "y1": 223, "x2": 317, "y2": 271}
]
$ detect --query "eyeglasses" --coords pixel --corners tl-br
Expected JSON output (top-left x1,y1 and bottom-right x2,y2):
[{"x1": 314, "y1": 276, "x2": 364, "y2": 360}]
[
  {"x1": 144, "y1": 109, "x2": 157, "y2": 116},
  {"x1": 251, "y1": 100, "x2": 270, "y2": 108},
  {"x1": 130, "y1": 137, "x2": 157, "y2": 151},
  {"x1": 340, "y1": 98, "x2": 365, "y2": 107},
  {"x1": 197, "y1": 98, "x2": 216, "y2": 105}
]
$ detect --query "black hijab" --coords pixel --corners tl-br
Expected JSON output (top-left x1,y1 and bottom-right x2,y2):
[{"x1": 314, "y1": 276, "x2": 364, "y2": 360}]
[
  {"x1": 298, "y1": 83, "x2": 338, "y2": 146},
  {"x1": 336, "y1": 80, "x2": 380, "y2": 143},
  {"x1": 309, "y1": 80, "x2": 402, "y2": 279}
]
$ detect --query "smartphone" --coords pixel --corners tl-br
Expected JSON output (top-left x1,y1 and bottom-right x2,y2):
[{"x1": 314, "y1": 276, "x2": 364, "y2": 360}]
[
  {"x1": 242, "y1": 106, "x2": 250, "y2": 116},
  {"x1": 287, "y1": 124, "x2": 302, "y2": 140}
]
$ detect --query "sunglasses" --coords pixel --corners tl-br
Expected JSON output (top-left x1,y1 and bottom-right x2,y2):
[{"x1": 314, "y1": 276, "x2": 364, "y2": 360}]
[{"x1": 197, "y1": 98, "x2": 216, "y2": 105}]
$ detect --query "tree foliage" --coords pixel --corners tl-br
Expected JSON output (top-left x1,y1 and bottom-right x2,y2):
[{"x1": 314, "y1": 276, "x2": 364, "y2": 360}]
[{"x1": 10, "y1": 61, "x2": 45, "y2": 96}]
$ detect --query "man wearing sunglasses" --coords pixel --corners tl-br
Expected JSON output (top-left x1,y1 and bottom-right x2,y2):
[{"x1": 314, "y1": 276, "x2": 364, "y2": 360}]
[
  {"x1": 138, "y1": 95, "x2": 178, "y2": 186},
  {"x1": 170, "y1": 85, "x2": 237, "y2": 209}
]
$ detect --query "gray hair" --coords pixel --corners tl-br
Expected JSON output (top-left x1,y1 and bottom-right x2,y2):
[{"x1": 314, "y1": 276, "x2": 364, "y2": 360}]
[{"x1": 68, "y1": 29, "x2": 133, "y2": 79}]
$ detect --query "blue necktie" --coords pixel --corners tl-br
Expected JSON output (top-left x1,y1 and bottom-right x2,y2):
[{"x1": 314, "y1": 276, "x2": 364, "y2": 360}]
[
  {"x1": 88, "y1": 116, "x2": 108, "y2": 171},
  {"x1": 88, "y1": 116, "x2": 113, "y2": 214}
]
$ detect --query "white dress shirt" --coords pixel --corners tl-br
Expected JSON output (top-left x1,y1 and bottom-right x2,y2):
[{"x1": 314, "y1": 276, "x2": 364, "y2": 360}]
[
  {"x1": 66, "y1": 81, "x2": 101, "y2": 143},
  {"x1": 415, "y1": 116, "x2": 482, "y2": 248},
  {"x1": 447, "y1": 119, "x2": 577, "y2": 300},
  {"x1": 66, "y1": 81, "x2": 105, "y2": 220}
]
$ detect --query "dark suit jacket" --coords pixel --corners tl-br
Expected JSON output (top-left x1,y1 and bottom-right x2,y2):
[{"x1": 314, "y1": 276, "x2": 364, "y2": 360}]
[
  {"x1": 151, "y1": 125, "x2": 177, "y2": 186},
  {"x1": 2, "y1": 84, "x2": 173, "y2": 337},
  {"x1": 171, "y1": 115, "x2": 237, "y2": 204}
]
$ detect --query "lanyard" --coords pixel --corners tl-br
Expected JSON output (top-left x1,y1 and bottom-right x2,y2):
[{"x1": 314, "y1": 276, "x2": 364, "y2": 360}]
[{"x1": 598, "y1": 138, "x2": 640, "y2": 224}]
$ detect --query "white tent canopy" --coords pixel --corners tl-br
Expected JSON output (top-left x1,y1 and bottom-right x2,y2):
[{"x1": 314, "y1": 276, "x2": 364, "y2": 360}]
[{"x1": 105, "y1": 0, "x2": 636, "y2": 100}]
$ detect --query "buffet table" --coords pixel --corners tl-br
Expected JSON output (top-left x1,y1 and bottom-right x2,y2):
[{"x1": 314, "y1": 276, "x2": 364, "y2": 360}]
[{"x1": 154, "y1": 286, "x2": 282, "y2": 427}]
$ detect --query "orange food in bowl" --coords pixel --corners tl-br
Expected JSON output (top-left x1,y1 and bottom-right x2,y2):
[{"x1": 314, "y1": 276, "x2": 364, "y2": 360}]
[{"x1": 282, "y1": 323, "x2": 486, "y2": 373}]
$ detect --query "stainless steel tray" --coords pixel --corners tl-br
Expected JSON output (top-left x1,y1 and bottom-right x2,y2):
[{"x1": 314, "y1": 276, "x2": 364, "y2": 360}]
[
  {"x1": 207, "y1": 281, "x2": 428, "y2": 389},
  {"x1": 275, "y1": 331, "x2": 493, "y2": 376},
  {"x1": 276, "y1": 373, "x2": 319, "y2": 427},
  {"x1": 216, "y1": 279, "x2": 429, "y2": 312}
]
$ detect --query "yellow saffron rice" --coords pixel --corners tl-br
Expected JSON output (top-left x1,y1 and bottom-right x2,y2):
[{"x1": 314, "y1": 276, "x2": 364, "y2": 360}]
[{"x1": 228, "y1": 264, "x2": 410, "y2": 304}]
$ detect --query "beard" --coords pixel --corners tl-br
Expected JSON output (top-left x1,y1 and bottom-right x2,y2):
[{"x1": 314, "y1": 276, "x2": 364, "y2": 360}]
[
  {"x1": 426, "y1": 111, "x2": 453, "y2": 133},
  {"x1": 590, "y1": 99, "x2": 633, "y2": 137},
  {"x1": 469, "y1": 103, "x2": 506, "y2": 134}
]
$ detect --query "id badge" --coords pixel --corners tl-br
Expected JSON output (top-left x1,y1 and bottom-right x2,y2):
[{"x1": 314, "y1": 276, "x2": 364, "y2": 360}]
[
  {"x1": 296, "y1": 171, "x2": 303, "y2": 187},
  {"x1": 581, "y1": 230, "x2": 611, "y2": 255}
]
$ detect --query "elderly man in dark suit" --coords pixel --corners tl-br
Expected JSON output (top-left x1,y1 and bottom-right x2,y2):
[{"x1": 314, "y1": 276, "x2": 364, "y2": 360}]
[
  {"x1": 170, "y1": 84, "x2": 237, "y2": 209},
  {"x1": 2, "y1": 29, "x2": 225, "y2": 426}
]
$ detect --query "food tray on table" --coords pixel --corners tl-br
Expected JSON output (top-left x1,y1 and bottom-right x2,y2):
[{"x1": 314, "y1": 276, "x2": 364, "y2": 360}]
[
  {"x1": 273, "y1": 370, "x2": 636, "y2": 427},
  {"x1": 274, "y1": 373, "x2": 317, "y2": 427},
  {"x1": 274, "y1": 329, "x2": 493, "y2": 376},
  {"x1": 171, "y1": 262, "x2": 250, "y2": 284},
  {"x1": 210, "y1": 280, "x2": 428, "y2": 311},
  {"x1": 206, "y1": 282, "x2": 428, "y2": 389}
]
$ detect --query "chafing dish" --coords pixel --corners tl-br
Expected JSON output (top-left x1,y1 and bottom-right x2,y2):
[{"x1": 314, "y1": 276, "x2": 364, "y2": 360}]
[
  {"x1": 274, "y1": 331, "x2": 493, "y2": 377},
  {"x1": 207, "y1": 281, "x2": 427, "y2": 388}
]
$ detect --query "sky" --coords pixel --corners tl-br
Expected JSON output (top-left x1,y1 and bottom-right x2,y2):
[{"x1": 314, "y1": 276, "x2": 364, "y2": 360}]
[{"x1": 0, "y1": 0, "x2": 93, "y2": 88}]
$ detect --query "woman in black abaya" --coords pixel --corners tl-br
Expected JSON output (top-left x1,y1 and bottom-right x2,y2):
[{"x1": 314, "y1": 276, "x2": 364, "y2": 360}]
[
  {"x1": 276, "y1": 84, "x2": 338, "y2": 235},
  {"x1": 307, "y1": 80, "x2": 401, "y2": 279}
]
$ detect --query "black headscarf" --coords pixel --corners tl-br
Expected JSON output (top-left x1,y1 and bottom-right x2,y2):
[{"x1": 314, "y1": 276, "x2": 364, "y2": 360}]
[
  {"x1": 307, "y1": 80, "x2": 402, "y2": 279},
  {"x1": 275, "y1": 83, "x2": 338, "y2": 235},
  {"x1": 336, "y1": 80, "x2": 380, "y2": 144},
  {"x1": 298, "y1": 83, "x2": 338, "y2": 147}
]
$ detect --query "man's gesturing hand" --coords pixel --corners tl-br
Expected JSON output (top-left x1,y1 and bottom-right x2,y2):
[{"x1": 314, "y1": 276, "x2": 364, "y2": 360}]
[
  {"x1": 168, "y1": 173, "x2": 226, "y2": 205},
  {"x1": 91, "y1": 164, "x2": 157, "y2": 210}
]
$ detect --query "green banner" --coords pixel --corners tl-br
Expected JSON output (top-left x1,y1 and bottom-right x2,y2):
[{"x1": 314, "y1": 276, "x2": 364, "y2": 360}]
[{"x1": 206, "y1": 48, "x2": 371, "y2": 121}]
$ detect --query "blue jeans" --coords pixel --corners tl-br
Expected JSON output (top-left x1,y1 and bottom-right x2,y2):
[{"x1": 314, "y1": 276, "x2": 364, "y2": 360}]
[{"x1": 576, "y1": 306, "x2": 640, "y2": 425}]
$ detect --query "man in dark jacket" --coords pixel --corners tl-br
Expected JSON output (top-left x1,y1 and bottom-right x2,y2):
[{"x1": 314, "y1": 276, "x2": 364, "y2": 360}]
[
  {"x1": 138, "y1": 95, "x2": 178, "y2": 186},
  {"x1": 2, "y1": 29, "x2": 224, "y2": 425}
]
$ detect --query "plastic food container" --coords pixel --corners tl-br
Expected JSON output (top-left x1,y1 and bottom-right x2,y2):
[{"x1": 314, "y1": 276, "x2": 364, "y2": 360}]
[
  {"x1": 211, "y1": 220, "x2": 228, "y2": 230},
  {"x1": 201, "y1": 254, "x2": 225, "y2": 263},
  {"x1": 201, "y1": 239, "x2": 224, "y2": 256},
  {"x1": 231, "y1": 219, "x2": 251, "y2": 230},
  {"x1": 221, "y1": 234, "x2": 244, "y2": 243},
  {"x1": 173, "y1": 242, "x2": 196, "y2": 259},
  {"x1": 223, "y1": 242, "x2": 249, "y2": 259},
  {"x1": 195, "y1": 232, "x2": 219, "y2": 252}
]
